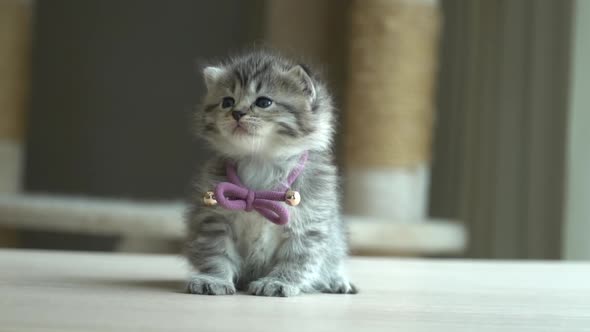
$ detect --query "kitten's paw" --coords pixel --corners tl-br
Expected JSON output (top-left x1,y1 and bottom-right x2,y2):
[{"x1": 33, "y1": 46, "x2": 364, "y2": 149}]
[
  {"x1": 187, "y1": 275, "x2": 235, "y2": 295},
  {"x1": 324, "y1": 278, "x2": 358, "y2": 294},
  {"x1": 248, "y1": 278, "x2": 301, "y2": 297}
]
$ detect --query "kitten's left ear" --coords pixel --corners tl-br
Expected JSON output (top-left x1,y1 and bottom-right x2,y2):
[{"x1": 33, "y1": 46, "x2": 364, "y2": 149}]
[
  {"x1": 286, "y1": 65, "x2": 316, "y2": 101},
  {"x1": 203, "y1": 66, "x2": 225, "y2": 90}
]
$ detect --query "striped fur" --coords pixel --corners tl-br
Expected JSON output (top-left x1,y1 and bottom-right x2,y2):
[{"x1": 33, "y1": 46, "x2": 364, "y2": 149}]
[{"x1": 185, "y1": 50, "x2": 355, "y2": 297}]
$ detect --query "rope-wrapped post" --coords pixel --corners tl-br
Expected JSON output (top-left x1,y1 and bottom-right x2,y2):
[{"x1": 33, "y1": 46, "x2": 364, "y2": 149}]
[
  {"x1": 0, "y1": 0, "x2": 32, "y2": 246},
  {"x1": 0, "y1": 0, "x2": 30, "y2": 193},
  {"x1": 343, "y1": 0, "x2": 441, "y2": 222}
]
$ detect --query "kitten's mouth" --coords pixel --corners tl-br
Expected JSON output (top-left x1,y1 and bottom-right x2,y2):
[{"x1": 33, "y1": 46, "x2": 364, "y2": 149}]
[{"x1": 232, "y1": 123, "x2": 252, "y2": 136}]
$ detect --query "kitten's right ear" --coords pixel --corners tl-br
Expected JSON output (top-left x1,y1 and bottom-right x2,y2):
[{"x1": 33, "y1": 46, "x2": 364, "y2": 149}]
[{"x1": 203, "y1": 66, "x2": 225, "y2": 90}]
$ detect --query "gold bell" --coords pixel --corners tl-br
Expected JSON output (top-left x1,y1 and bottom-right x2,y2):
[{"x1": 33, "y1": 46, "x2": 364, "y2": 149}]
[
  {"x1": 285, "y1": 190, "x2": 301, "y2": 206},
  {"x1": 203, "y1": 191, "x2": 217, "y2": 206}
]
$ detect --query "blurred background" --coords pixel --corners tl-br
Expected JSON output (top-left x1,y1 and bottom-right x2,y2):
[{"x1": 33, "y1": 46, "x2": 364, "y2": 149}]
[{"x1": 0, "y1": 0, "x2": 588, "y2": 260}]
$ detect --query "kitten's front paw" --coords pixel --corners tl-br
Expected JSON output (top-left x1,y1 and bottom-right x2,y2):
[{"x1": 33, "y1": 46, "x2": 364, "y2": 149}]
[
  {"x1": 326, "y1": 279, "x2": 358, "y2": 294},
  {"x1": 248, "y1": 278, "x2": 300, "y2": 297},
  {"x1": 187, "y1": 275, "x2": 235, "y2": 295}
]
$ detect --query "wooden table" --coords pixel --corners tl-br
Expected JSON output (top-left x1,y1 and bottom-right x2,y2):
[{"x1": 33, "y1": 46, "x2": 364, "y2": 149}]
[{"x1": 1, "y1": 249, "x2": 589, "y2": 331}]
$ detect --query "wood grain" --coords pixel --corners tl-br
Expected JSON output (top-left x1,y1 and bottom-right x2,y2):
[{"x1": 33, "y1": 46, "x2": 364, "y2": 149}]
[{"x1": 1, "y1": 249, "x2": 589, "y2": 331}]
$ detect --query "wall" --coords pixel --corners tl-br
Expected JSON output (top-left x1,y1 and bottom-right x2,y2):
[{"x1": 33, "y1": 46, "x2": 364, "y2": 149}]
[
  {"x1": 20, "y1": 0, "x2": 262, "y2": 250},
  {"x1": 25, "y1": 0, "x2": 261, "y2": 200},
  {"x1": 430, "y1": 0, "x2": 572, "y2": 259},
  {"x1": 564, "y1": 0, "x2": 590, "y2": 260}
]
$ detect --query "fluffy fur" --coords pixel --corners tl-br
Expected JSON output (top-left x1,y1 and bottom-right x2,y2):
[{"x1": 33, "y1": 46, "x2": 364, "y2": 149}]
[{"x1": 184, "y1": 50, "x2": 356, "y2": 297}]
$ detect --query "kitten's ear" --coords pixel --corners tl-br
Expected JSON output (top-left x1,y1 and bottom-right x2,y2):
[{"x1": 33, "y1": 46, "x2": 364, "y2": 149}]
[
  {"x1": 203, "y1": 66, "x2": 225, "y2": 90},
  {"x1": 286, "y1": 65, "x2": 316, "y2": 101}
]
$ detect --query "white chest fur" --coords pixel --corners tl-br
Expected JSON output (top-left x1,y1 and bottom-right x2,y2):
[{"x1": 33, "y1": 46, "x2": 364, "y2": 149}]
[
  {"x1": 236, "y1": 157, "x2": 297, "y2": 191},
  {"x1": 230, "y1": 157, "x2": 296, "y2": 270},
  {"x1": 232, "y1": 212, "x2": 285, "y2": 266}
]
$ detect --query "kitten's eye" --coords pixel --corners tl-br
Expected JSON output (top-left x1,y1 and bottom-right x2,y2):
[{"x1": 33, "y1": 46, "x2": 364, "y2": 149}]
[
  {"x1": 221, "y1": 97, "x2": 235, "y2": 109},
  {"x1": 254, "y1": 97, "x2": 273, "y2": 108}
]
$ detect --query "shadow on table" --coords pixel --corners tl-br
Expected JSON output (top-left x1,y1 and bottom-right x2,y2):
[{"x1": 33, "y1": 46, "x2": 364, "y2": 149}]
[{"x1": 67, "y1": 277, "x2": 188, "y2": 294}]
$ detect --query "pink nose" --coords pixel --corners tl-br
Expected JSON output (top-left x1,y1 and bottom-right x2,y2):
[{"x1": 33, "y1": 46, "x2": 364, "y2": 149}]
[{"x1": 232, "y1": 110, "x2": 246, "y2": 121}]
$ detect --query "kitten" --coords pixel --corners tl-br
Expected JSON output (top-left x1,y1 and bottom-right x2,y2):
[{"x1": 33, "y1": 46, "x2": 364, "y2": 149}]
[{"x1": 184, "y1": 50, "x2": 356, "y2": 297}]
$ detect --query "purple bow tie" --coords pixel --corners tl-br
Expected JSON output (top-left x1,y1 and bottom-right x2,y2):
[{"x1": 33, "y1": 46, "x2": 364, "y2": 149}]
[{"x1": 213, "y1": 152, "x2": 308, "y2": 225}]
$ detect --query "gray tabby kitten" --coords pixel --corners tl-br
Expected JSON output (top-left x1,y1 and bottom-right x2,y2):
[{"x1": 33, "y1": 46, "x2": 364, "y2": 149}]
[{"x1": 185, "y1": 50, "x2": 356, "y2": 297}]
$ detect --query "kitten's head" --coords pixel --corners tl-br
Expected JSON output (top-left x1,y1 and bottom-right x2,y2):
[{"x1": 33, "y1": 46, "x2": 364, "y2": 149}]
[{"x1": 196, "y1": 50, "x2": 335, "y2": 159}]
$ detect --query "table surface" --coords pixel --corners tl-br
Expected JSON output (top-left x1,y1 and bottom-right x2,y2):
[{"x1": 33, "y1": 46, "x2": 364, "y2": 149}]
[{"x1": 1, "y1": 249, "x2": 589, "y2": 332}]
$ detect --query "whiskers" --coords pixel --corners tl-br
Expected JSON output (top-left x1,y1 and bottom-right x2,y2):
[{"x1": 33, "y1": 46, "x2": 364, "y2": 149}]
[{"x1": 240, "y1": 117, "x2": 263, "y2": 130}]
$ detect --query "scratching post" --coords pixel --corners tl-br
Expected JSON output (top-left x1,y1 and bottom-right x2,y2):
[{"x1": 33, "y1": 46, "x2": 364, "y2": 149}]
[
  {"x1": 0, "y1": 0, "x2": 30, "y2": 193},
  {"x1": 0, "y1": 0, "x2": 32, "y2": 246},
  {"x1": 344, "y1": 0, "x2": 441, "y2": 222}
]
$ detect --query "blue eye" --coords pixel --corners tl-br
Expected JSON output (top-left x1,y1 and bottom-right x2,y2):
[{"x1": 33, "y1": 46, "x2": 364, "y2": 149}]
[
  {"x1": 254, "y1": 97, "x2": 273, "y2": 108},
  {"x1": 221, "y1": 97, "x2": 235, "y2": 108}
]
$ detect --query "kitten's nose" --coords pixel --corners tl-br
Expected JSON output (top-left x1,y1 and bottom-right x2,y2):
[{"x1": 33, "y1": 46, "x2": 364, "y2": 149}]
[{"x1": 231, "y1": 110, "x2": 247, "y2": 121}]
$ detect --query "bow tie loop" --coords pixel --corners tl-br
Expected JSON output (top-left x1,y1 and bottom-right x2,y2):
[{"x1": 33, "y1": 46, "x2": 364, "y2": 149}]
[
  {"x1": 206, "y1": 151, "x2": 308, "y2": 225},
  {"x1": 214, "y1": 182, "x2": 290, "y2": 225}
]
